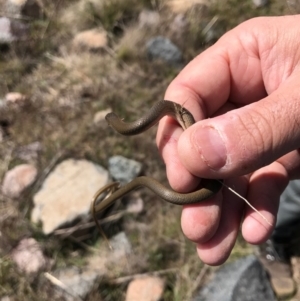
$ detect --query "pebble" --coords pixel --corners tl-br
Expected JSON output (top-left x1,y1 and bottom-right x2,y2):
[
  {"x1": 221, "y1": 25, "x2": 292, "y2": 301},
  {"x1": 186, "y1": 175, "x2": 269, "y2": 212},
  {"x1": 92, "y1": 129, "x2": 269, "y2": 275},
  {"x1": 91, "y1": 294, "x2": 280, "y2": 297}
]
[
  {"x1": 2, "y1": 164, "x2": 38, "y2": 199},
  {"x1": 10, "y1": 238, "x2": 47, "y2": 275},
  {"x1": 146, "y1": 36, "x2": 182, "y2": 65},
  {"x1": 125, "y1": 276, "x2": 165, "y2": 301},
  {"x1": 5, "y1": 92, "x2": 27, "y2": 105},
  {"x1": 0, "y1": 17, "x2": 16, "y2": 43},
  {"x1": 108, "y1": 155, "x2": 142, "y2": 184},
  {"x1": 52, "y1": 266, "x2": 98, "y2": 299}
]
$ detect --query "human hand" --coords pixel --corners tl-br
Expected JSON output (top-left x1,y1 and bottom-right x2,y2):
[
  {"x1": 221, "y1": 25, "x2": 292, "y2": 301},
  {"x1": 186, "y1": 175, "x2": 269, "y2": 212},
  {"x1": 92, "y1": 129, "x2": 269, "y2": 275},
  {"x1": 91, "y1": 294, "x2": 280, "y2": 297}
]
[{"x1": 156, "y1": 15, "x2": 300, "y2": 265}]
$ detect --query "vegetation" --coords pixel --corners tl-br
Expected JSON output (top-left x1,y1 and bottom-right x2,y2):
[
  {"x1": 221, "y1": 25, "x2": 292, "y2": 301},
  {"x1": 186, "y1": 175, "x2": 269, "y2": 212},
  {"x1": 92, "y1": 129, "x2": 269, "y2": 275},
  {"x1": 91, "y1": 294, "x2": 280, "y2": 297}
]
[{"x1": 0, "y1": 0, "x2": 296, "y2": 300}]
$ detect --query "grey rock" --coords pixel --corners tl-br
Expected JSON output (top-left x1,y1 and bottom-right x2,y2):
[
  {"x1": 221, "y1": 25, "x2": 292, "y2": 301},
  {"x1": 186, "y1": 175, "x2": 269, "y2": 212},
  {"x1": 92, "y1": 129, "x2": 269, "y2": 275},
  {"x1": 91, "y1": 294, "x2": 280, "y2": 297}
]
[
  {"x1": 110, "y1": 232, "x2": 132, "y2": 258},
  {"x1": 146, "y1": 36, "x2": 182, "y2": 65},
  {"x1": 193, "y1": 255, "x2": 276, "y2": 301},
  {"x1": 54, "y1": 266, "x2": 98, "y2": 299},
  {"x1": 108, "y1": 155, "x2": 142, "y2": 184},
  {"x1": 31, "y1": 159, "x2": 109, "y2": 234},
  {"x1": 86, "y1": 232, "x2": 132, "y2": 276},
  {"x1": 252, "y1": 0, "x2": 268, "y2": 7}
]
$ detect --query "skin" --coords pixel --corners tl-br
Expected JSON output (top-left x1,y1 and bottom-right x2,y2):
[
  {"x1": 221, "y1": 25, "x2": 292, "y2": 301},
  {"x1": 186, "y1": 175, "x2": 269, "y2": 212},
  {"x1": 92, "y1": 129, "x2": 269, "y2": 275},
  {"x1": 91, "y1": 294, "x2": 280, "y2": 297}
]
[{"x1": 156, "y1": 15, "x2": 300, "y2": 266}]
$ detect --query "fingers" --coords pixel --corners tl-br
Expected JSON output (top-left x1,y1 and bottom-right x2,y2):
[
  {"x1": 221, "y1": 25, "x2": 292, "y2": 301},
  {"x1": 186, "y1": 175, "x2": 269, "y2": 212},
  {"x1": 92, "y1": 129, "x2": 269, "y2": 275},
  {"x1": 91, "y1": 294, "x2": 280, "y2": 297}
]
[
  {"x1": 157, "y1": 116, "x2": 201, "y2": 192},
  {"x1": 242, "y1": 161, "x2": 289, "y2": 244},
  {"x1": 177, "y1": 78, "x2": 300, "y2": 179},
  {"x1": 182, "y1": 177, "x2": 247, "y2": 265},
  {"x1": 183, "y1": 165, "x2": 287, "y2": 265}
]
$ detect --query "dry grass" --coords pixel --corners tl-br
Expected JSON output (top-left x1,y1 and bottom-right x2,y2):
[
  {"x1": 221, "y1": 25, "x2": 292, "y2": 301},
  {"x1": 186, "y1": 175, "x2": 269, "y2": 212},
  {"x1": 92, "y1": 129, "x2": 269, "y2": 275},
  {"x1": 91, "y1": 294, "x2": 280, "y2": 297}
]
[{"x1": 0, "y1": 0, "x2": 295, "y2": 300}]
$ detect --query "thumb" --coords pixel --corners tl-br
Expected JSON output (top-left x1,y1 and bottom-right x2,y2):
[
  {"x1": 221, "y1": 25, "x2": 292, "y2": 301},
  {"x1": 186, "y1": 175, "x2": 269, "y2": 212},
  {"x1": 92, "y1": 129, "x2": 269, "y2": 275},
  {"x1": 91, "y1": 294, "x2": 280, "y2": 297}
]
[{"x1": 178, "y1": 81, "x2": 300, "y2": 178}]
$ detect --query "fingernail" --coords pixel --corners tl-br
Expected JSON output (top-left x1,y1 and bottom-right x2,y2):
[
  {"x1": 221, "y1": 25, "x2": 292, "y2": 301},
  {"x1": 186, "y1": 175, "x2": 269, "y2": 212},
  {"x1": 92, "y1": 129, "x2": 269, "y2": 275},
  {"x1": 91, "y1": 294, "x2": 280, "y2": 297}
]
[{"x1": 193, "y1": 126, "x2": 227, "y2": 170}]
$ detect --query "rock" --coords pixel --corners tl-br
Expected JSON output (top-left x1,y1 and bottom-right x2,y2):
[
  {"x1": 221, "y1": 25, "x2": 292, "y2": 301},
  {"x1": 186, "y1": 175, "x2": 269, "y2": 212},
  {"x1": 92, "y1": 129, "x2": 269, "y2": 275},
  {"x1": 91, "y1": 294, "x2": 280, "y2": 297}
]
[
  {"x1": 108, "y1": 155, "x2": 142, "y2": 184},
  {"x1": 125, "y1": 276, "x2": 165, "y2": 301},
  {"x1": 138, "y1": 10, "x2": 160, "y2": 29},
  {"x1": 53, "y1": 266, "x2": 98, "y2": 299},
  {"x1": 87, "y1": 232, "x2": 132, "y2": 275},
  {"x1": 0, "y1": 17, "x2": 17, "y2": 43},
  {"x1": 146, "y1": 36, "x2": 182, "y2": 65},
  {"x1": 5, "y1": 92, "x2": 27, "y2": 105},
  {"x1": 1, "y1": 296, "x2": 11, "y2": 301},
  {"x1": 93, "y1": 108, "x2": 111, "y2": 125},
  {"x1": 5, "y1": 0, "x2": 43, "y2": 18},
  {"x1": 126, "y1": 194, "x2": 144, "y2": 214},
  {"x1": 2, "y1": 164, "x2": 38, "y2": 199},
  {"x1": 73, "y1": 29, "x2": 108, "y2": 51},
  {"x1": 193, "y1": 255, "x2": 276, "y2": 301},
  {"x1": 10, "y1": 238, "x2": 47, "y2": 274},
  {"x1": 110, "y1": 232, "x2": 132, "y2": 259},
  {"x1": 0, "y1": 17, "x2": 28, "y2": 44},
  {"x1": 31, "y1": 159, "x2": 109, "y2": 234},
  {"x1": 15, "y1": 141, "x2": 42, "y2": 162},
  {"x1": 252, "y1": 0, "x2": 268, "y2": 7}
]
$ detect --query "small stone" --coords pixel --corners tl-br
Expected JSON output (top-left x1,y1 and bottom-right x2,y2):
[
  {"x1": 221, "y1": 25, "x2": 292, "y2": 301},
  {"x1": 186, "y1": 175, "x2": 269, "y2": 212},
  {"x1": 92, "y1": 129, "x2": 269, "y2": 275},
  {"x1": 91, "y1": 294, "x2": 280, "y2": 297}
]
[
  {"x1": 146, "y1": 36, "x2": 182, "y2": 65},
  {"x1": 53, "y1": 266, "x2": 98, "y2": 299},
  {"x1": 10, "y1": 238, "x2": 47, "y2": 274},
  {"x1": 138, "y1": 10, "x2": 160, "y2": 29},
  {"x1": 125, "y1": 277, "x2": 165, "y2": 301},
  {"x1": 73, "y1": 29, "x2": 108, "y2": 51},
  {"x1": 86, "y1": 232, "x2": 132, "y2": 276},
  {"x1": 93, "y1": 108, "x2": 111, "y2": 125},
  {"x1": 2, "y1": 164, "x2": 38, "y2": 199},
  {"x1": 0, "y1": 17, "x2": 15, "y2": 43},
  {"x1": 126, "y1": 194, "x2": 144, "y2": 214},
  {"x1": 5, "y1": 92, "x2": 27, "y2": 105},
  {"x1": 108, "y1": 155, "x2": 142, "y2": 184},
  {"x1": 110, "y1": 232, "x2": 132, "y2": 259},
  {"x1": 1, "y1": 296, "x2": 11, "y2": 301},
  {"x1": 31, "y1": 159, "x2": 109, "y2": 234},
  {"x1": 15, "y1": 141, "x2": 42, "y2": 162},
  {"x1": 252, "y1": 0, "x2": 268, "y2": 7}
]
